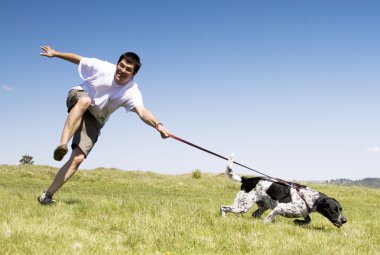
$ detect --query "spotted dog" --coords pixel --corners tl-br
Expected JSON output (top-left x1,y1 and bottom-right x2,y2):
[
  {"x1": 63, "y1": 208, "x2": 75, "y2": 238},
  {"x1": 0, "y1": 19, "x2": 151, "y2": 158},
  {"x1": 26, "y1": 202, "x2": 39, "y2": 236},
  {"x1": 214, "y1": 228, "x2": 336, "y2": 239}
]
[{"x1": 220, "y1": 156, "x2": 347, "y2": 227}]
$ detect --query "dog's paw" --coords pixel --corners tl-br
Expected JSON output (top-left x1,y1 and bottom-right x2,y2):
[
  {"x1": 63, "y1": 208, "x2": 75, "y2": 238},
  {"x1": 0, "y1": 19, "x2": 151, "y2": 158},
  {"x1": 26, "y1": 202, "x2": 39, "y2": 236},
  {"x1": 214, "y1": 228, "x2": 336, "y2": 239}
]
[
  {"x1": 252, "y1": 212, "x2": 262, "y2": 219},
  {"x1": 220, "y1": 207, "x2": 227, "y2": 217}
]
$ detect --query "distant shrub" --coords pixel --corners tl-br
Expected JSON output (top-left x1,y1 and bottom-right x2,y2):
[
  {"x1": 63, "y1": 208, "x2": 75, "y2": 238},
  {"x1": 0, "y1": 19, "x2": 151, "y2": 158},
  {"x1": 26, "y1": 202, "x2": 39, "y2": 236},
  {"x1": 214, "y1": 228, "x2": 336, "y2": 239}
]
[
  {"x1": 192, "y1": 169, "x2": 202, "y2": 179},
  {"x1": 19, "y1": 154, "x2": 34, "y2": 165}
]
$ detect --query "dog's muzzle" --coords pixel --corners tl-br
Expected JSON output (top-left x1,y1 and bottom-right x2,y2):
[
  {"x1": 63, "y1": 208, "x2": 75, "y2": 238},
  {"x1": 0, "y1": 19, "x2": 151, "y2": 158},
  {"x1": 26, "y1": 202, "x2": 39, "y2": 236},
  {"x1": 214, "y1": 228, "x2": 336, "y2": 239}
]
[{"x1": 333, "y1": 215, "x2": 347, "y2": 228}]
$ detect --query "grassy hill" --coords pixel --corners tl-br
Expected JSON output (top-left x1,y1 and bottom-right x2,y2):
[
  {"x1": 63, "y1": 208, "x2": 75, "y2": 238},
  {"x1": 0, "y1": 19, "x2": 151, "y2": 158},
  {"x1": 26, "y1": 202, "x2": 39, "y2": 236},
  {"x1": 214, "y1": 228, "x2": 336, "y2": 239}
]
[{"x1": 1, "y1": 165, "x2": 379, "y2": 254}]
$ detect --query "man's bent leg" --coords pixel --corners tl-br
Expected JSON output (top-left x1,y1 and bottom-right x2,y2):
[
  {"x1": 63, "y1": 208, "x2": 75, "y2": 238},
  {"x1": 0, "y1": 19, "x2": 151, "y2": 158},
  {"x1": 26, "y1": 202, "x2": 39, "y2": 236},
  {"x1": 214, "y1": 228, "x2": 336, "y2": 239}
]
[
  {"x1": 48, "y1": 147, "x2": 86, "y2": 196},
  {"x1": 54, "y1": 96, "x2": 91, "y2": 161}
]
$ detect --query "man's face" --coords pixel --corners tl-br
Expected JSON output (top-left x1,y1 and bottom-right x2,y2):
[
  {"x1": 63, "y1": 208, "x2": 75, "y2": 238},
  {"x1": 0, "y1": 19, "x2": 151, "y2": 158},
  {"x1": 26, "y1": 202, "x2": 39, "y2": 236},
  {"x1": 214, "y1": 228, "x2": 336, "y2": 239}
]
[{"x1": 114, "y1": 59, "x2": 135, "y2": 85}]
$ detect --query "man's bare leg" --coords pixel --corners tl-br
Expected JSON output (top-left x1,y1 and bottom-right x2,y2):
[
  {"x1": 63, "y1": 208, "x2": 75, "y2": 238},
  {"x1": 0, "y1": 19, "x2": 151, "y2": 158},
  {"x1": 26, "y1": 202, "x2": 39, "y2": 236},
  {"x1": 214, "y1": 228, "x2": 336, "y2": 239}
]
[
  {"x1": 54, "y1": 96, "x2": 91, "y2": 161},
  {"x1": 48, "y1": 147, "x2": 86, "y2": 196}
]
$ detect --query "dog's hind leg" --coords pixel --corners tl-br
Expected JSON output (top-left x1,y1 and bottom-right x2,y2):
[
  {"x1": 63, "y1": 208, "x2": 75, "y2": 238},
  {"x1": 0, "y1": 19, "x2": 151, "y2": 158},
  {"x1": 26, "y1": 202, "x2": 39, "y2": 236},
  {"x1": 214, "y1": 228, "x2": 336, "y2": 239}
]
[{"x1": 221, "y1": 191, "x2": 255, "y2": 217}]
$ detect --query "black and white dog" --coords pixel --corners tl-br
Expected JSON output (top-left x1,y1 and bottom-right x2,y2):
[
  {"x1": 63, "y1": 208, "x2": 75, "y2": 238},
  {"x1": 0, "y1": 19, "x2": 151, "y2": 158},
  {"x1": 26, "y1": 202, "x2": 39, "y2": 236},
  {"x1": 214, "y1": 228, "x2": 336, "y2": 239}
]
[{"x1": 220, "y1": 156, "x2": 347, "y2": 228}]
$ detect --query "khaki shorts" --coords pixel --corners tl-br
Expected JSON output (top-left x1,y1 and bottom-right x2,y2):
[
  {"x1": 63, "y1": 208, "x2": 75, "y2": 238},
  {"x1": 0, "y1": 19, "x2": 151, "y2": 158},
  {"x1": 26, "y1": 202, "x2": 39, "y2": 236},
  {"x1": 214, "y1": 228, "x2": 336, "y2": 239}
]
[{"x1": 66, "y1": 89, "x2": 102, "y2": 157}]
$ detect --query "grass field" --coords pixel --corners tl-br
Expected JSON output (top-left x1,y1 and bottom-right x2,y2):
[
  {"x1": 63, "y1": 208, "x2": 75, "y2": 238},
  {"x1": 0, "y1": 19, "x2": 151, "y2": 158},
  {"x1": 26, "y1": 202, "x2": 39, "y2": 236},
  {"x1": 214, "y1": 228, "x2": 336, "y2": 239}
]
[{"x1": 1, "y1": 164, "x2": 379, "y2": 254}]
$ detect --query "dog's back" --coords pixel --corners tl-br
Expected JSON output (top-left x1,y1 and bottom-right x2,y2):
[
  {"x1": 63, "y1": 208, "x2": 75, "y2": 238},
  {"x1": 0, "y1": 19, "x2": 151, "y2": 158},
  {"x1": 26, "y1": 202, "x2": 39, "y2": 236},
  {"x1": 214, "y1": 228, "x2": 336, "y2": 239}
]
[{"x1": 226, "y1": 156, "x2": 292, "y2": 203}]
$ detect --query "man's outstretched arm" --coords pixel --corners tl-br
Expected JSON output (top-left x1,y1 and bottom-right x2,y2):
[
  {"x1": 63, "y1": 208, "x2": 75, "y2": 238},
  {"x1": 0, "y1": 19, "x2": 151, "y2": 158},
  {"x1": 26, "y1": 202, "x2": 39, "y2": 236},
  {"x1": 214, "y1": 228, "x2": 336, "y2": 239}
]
[
  {"x1": 132, "y1": 105, "x2": 170, "y2": 139},
  {"x1": 40, "y1": 45, "x2": 82, "y2": 65}
]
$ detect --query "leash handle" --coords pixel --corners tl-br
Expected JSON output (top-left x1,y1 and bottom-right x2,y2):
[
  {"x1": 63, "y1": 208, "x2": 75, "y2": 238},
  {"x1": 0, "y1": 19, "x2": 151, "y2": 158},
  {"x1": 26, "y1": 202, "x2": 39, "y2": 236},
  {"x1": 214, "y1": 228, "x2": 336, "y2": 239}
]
[{"x1": 169, "y1": 133, "x2": 271, "y2": 178}]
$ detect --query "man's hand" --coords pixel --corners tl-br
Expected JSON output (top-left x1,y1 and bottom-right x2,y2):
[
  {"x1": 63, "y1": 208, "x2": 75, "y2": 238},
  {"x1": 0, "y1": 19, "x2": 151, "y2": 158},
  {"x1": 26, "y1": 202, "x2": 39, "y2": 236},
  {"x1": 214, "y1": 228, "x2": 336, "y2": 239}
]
[
  {"x1": 39, "y1": 45, "x2": 82, "y2": 64},
  {"x1": 40, "y1": 45, "x2": 57, "y2": 58},
  {"x1": 156, "y1": 123, "x2": 170, "y2": 139}
]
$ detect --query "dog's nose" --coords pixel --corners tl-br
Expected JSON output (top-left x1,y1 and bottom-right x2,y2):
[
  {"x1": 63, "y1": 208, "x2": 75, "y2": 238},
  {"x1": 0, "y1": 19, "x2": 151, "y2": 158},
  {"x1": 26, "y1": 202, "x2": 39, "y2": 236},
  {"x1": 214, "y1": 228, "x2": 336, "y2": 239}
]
[{"x1": 342, "y1": 217, "x2": 347, "y2": 224}]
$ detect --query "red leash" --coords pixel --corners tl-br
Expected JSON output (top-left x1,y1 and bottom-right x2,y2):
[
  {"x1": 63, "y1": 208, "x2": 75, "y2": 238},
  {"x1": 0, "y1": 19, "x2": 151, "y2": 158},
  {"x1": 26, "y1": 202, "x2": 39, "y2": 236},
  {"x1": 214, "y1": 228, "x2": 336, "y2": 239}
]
[{"x1": 169, "y1": 134, "x2": 272, "y2": 178}]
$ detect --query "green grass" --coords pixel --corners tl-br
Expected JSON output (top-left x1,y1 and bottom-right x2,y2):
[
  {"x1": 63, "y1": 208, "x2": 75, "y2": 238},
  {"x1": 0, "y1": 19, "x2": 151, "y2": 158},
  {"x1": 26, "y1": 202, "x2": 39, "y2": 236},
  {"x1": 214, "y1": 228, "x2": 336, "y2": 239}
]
[{"x1": 1, "y1": 165, "x2": 379, "y2": 254}]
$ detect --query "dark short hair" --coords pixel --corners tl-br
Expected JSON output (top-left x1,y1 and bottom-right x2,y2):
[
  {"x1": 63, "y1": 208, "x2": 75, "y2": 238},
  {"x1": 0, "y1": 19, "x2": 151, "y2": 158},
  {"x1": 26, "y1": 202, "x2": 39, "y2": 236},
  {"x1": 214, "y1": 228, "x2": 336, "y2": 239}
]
[{"x1": 117, "y1": 52, "x2": 141, "y2": 75}]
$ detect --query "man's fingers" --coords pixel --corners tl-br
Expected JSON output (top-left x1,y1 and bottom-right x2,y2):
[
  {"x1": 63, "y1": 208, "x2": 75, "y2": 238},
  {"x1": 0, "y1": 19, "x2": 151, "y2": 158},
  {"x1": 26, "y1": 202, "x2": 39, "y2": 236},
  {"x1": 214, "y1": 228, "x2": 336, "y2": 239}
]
[
  {"x1": 161, "y1": 130, "x2": 170, "y2": 139},
  {"x1": 40, "y1": 46, "x2": 54, "y2": 52},
  {"x1": 40, "y1": 46, "x2": 55, "y2": 57},
  {"x1": 40, "y1": 52, "x2": 51, "y2": 57}
]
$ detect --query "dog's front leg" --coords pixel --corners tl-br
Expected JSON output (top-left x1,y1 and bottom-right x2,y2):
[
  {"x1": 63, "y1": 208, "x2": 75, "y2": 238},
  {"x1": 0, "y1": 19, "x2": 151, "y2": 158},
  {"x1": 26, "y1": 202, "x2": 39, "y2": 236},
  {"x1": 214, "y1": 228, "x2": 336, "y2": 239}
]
[
  {"x1": 264, "y1": 202, "x2": 306, "y2": 223},
  {"x1": 264, "y1": 203, "x2": 295, "y2": 222},
  {"x1": 264, "y1": 208, "x2": 281, "y2": 222},
  {"x1": 294, "y1": 215, "x2": 311, "y2": 225},
  {"x1": 252, "y1": 201, "x2": 269, "y2": 218}
]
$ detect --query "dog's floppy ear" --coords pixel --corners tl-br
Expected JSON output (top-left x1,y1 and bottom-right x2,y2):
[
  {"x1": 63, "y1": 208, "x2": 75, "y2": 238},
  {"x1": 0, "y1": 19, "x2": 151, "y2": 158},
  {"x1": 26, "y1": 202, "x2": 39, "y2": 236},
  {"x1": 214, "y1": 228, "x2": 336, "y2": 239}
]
[{"x1": 313, "y1": 196, "x2": 327, "y2": 212}]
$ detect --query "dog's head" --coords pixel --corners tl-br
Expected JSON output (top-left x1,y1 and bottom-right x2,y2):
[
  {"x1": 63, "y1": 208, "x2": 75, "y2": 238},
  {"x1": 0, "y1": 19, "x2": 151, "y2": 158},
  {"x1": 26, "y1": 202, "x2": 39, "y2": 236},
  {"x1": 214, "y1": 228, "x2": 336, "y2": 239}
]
[{"x1": 315, "y1": 196, "x2": 347, "y2": 228}]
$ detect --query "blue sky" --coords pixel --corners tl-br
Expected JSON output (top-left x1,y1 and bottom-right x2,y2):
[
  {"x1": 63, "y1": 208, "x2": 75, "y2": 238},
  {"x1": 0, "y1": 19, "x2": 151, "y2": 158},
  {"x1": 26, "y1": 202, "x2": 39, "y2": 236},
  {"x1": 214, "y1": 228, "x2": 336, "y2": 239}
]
[{"x1": 0, "y1": 0, "x2": 379, "y2": 180}]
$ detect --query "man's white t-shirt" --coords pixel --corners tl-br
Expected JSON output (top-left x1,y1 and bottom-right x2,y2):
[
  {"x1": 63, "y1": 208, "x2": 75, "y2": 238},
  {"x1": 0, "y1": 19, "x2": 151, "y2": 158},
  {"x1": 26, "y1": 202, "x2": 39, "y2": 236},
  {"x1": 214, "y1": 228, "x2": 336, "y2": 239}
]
[{"x1": 72, "y1": 57, "x2": 144, "y2": 126}]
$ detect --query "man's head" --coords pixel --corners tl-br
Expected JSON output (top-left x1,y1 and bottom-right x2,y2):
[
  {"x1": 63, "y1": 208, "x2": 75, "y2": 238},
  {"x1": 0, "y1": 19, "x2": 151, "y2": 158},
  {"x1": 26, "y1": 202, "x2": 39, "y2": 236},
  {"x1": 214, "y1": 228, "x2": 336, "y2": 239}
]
[{"x1": 114, "y1": 52, "x2": 141, "y2": 85}]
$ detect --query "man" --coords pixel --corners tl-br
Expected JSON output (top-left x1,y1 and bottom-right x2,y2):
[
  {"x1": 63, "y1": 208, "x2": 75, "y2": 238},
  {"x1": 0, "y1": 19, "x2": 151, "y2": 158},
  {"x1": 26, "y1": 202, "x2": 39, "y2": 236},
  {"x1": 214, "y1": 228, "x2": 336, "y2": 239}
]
[{"x1": 37, "y1": 46, "x2": 170, "y2": 205}]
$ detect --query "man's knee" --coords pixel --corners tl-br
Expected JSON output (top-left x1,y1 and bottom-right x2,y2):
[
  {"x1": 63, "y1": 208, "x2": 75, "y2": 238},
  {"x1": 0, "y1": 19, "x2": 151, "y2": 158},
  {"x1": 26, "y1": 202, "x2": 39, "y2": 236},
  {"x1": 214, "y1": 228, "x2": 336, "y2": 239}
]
[
  {"x1": 77, "y1": 96, "x2": 91, "y2": 110},
  {"x1": 73, "y1": 154, "x2": 85, "y2": 165},
  {"x1": 71, "y1": 149, "x2": 86, "y2": 167}
]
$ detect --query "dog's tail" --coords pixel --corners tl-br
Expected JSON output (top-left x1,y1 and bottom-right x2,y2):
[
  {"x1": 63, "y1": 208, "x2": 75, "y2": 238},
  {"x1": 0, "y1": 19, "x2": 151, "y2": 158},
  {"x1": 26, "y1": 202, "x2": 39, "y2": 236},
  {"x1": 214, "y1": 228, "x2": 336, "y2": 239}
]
[{"x1": 225, "y1": 153, "x2": 242, "y2": 182}]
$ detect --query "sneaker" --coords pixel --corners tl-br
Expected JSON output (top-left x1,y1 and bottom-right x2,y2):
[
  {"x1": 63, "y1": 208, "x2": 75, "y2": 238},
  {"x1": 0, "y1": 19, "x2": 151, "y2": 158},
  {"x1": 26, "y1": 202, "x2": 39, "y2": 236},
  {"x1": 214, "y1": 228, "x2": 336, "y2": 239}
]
[
  {"x1": 53, "y1": 144, "x2": 68, "y2": 161},
  {"x1": 37, "y1": 191, "x2": 56, "y2": 206}
]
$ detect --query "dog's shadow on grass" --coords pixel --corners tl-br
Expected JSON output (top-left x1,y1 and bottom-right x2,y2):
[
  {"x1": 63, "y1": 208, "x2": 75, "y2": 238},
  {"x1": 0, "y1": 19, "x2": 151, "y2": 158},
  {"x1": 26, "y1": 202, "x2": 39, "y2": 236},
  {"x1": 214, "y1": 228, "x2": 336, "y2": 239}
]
[
  {"x1": 62, "y1": 199, "x2": 83, "y2": 205},
  {"x1": 298, "y1": 224, "x2": 329, "y2": 232}
]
